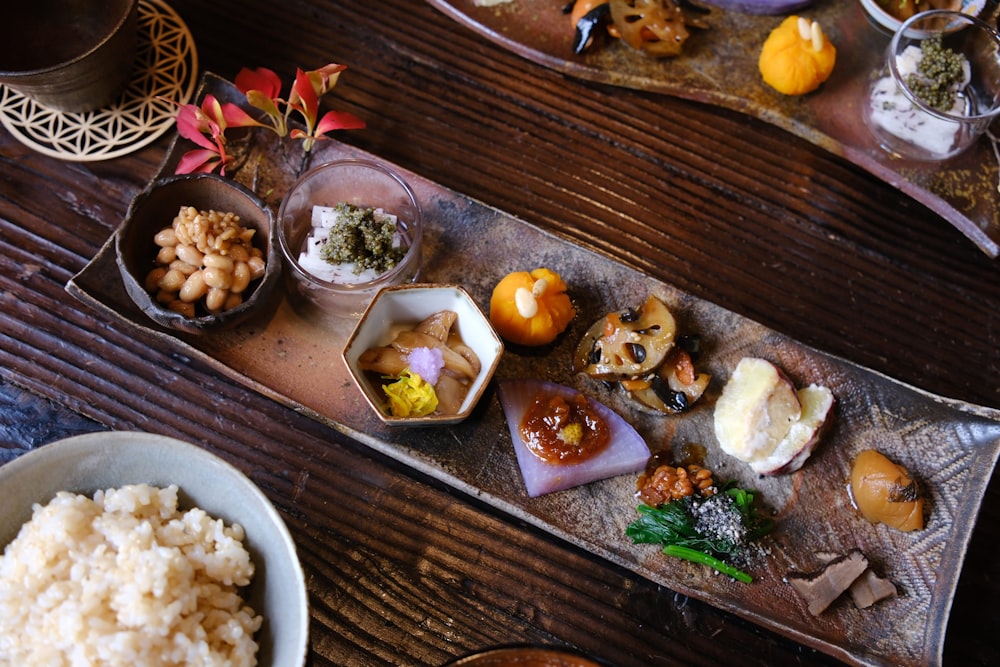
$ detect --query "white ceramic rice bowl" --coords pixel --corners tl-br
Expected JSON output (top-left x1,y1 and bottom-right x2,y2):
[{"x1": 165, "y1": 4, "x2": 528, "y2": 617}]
[{"x1": 0, "y1": 431, "x2": 309, "y2": 667}]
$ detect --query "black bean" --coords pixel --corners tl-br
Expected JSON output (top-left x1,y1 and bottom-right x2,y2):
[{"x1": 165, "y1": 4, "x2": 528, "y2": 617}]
[
  {"x1": 651, "y1": 376, "x2": 689, "y2": 413},
  {"x1": 588, "y1": 342, "x2": 603, "y2": 366},
  {"x1": 626, "y1": 342, "x2": 646, "y2": 364},
  {"x1": 619, "y1": 307, "x2": 640, "y2": 323}
]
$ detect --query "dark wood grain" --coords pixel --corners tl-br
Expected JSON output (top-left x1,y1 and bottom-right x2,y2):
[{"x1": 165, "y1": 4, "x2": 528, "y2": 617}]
[{"x1": 1, "y1": 1, "x2": 998, "y2": 665}]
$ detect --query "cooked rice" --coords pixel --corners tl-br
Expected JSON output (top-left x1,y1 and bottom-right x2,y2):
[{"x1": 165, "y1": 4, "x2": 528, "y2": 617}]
[{"x1": 0, "y1": 484, "x2": 261, "y2": 666}]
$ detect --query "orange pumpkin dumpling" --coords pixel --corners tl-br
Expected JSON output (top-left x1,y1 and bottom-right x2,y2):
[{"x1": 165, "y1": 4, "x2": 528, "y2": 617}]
[
  {"x1": 490, "y1": 268, "x2": 575, "y2": 346},
  {"x1": 849, "y1": 449, "x2": 924, "y2": 532},
  {"x1": 759, "y1": 16, "x2": 836, "y2": 96}
]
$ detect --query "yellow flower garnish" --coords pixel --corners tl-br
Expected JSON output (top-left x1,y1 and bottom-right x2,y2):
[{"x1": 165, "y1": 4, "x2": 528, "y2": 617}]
[
  {"x1": 383, "y1": 369, "x2": 439, "y2": 418},
  {"x1": 558, "y1": 422, "x2": 584, "y2": 447}
]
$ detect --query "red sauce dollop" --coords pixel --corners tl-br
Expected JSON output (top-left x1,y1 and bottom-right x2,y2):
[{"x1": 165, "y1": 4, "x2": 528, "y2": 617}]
[{"x1": 519, "y1": 392, "x2": 610, "y2": 464}]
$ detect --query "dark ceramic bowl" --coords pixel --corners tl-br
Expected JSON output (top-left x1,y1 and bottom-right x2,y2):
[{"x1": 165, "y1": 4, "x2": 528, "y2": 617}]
[
  {"x1": 116, "y1": 173, "x2": 282, "y2": 335},
  {"x1": 0, "y1": 0, "x2": 139, "y2": 112},
  {"x1": 443, "y1": 646, "x2": 608, "y2": 666}
]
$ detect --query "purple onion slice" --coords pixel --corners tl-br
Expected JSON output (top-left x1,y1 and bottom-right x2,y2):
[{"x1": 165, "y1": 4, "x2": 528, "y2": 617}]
[{"x1": 497, "y1": 379, "x2": 650, "y2": 498}]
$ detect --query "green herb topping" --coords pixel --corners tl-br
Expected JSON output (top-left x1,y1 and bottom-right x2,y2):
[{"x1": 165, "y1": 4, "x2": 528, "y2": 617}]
[
  {"x1": 626, "y1": 482, "x2": 773, "y2": 583},
  {"x1": 319, "y1": 202, "x2": 405, "y2": 275},
  {"x1": 907, "y1": 36, "x2": 968, "y2": 112}
]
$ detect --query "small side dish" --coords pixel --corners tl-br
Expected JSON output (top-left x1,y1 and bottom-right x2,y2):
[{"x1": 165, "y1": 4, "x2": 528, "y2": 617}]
[
  {"x1": 145, "y1": 205, "x2": 267, "y2": 317},
  {"x1": 785, "y1": 549, "x2": 897, "y2": 615},
  {"x1": 699, "y1": 0, "x2": 816, "y2": 12},
  {"x1": 297, "y1": 203, "x2": 406, "y2": 283},
  {"x1": 713, "y1": 357, "x2": 834, "y2": 475},
  {"x1": 875, "y1": 0, "x2": 961, "y2": 22},
  {"x1": 868, "y1": 34, "x2": 972, "y2": 156},
  {"x1": 574, "y1": 295, "x2": 710, "y2": 415},
  {"x1": 343, "y1": 284, "x2": 503, "y2": 426},
  {"x1": 489, "y1": 267, "x2": 575, "y2": 346},
  {"x1": 859, "y1": 0, "x2": 981, "y2": 34},
  {"x1": 865, "y1": 9, "x2": 1000, "y2": 161},
  {"x1": 277, "y1": 159, "x2": 423, "y2": 317},
  {"x1": 358, "y1": 310, "x2": 482, "y2": 418},
  {"x1": 568, "y1": 0, "x2": 711, "y2": 57},
  {"x1": 758, "y1": 16, "x2": 836, "y2": 96},
  {"x1": 497, "y1": 379, "x2": 650, "y2": 496},
  {"x1": 116, "y1": 173, "x2": 282, "y2": 335},
  {"x1": 0, "y1": 483, "x2": 261, "y2": 665},
  {"x1": 445, "y1": 646, "x2": 605, "y2": 667},
  {"x1": 628, "y1": 460, "x2": 773, "y2": 583},
  {"x1": 848, "y1": 449, "x2": 924, "y2": 531}
]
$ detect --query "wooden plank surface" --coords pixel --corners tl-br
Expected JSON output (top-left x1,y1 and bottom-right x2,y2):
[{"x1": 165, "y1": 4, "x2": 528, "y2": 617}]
[{"x1": 2, "y1": 1, "x2": 999, "y2": 665}]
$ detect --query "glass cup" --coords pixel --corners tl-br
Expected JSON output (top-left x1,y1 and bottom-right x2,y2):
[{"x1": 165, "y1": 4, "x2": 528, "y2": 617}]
[
  {"x1": 864, "y1": 9, "x2": 1000, "y2": 161},
  {"x1": 277, "y1": 159, "x2": 423, "y2": 319}
]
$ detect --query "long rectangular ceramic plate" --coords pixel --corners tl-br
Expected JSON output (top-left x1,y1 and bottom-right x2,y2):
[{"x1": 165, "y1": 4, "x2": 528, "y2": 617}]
[
  {"x1": 427, "y1": 0, "x2": 1000, "y2": 258},
  {"x1": 68, "y1": 74, "x2": 1000, "y2": 667}
]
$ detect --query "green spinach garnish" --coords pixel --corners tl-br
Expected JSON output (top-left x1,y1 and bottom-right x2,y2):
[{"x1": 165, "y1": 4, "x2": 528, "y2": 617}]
[{"x1": 626, "y1": 483, "x2": 773, "y2": 583}]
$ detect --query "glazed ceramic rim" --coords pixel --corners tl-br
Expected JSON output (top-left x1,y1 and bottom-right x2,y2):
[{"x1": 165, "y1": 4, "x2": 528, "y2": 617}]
[
  {"x1": 276, "y1": 158, "x2": 424, "y2": 294},
  {"x1": 443, "y1": 645, "x2": 609, "y2": 666}
]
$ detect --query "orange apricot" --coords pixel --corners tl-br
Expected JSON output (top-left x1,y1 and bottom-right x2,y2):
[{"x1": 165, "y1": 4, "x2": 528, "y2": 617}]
[{"x1": 849, "y1": 449, "x2": 924, "y2": 532}]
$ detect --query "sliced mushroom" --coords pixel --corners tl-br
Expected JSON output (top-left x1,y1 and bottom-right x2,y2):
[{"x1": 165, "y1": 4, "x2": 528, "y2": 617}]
[
  {"x1": 434, "y1": 374, "x2": 468, "y2": 415},
  {"x1": 815, "y1": 551, "x2": 898, "y2": 610},
  {"x1": 391, "y1": 330, "x2": 478, "y2": 380},
  {"x1": 848, "y1": 568, "x2": 897, "y2": 609},
  {"x1": 446, "y1": 332, "x2": 482, "y2": 376},
  {"x1": 357, "y1": 346, "x2": 409, "y2": 377},
  {"x1": 414, "y1": 310, "x2": 457, "y2": 342},
  {"x1": 785, "y1": 549, "x2": 869, "y2": 616}
]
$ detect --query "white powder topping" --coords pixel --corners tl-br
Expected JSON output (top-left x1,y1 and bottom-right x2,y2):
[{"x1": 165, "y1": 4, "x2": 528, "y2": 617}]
[
  {"x1": 868, "y1": 45, "x2": 971, "y2": 157},
  {"x1": 691, "y1": 494, "x2": 748, "y2": 547}
]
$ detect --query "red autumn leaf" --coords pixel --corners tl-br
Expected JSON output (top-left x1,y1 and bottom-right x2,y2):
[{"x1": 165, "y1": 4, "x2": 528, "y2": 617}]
[
  {"x1": 168, "y1": 63, "x2": 364, "y2": 176},
  {"x1": 311, "y1": 63, "x2": 347, "y2": 95},
  {"x1": 235, "y1": 66, "x2": 282, "y2": 99},
  {"x1": 220, "y1": 102, "x2": 269, "y2": 130},
  {"x1": 199, "y1": 95, "x2": 228, "y2": 133},
  {"x1": 315, "y1": 110, "x2": 366, "y2": 135},
  {"x1": 176, "y1": 148, "x2": 225, "y2": 175},
  {"x1": 175, "y1": 105, "x2": 219, "y2": 150},
  {"x1": 289, "y1": 68, "x2": 320, "y2": 124}
]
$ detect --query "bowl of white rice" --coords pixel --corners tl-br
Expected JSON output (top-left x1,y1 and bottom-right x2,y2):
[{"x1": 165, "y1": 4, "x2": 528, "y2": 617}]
[{"x1": 0, "y1": 431, "x2": 308, "y2": 667}]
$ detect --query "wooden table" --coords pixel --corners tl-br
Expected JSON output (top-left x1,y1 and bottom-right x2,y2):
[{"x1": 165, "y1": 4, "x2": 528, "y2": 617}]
[{"x1": 2, "y1": 1, "x2": 998, "y2": 665}]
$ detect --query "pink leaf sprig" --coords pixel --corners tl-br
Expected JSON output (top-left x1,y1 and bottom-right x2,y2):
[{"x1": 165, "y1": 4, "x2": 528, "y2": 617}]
[{"x1": 171, "y1": 64, "x2": 366, "y2": 175}]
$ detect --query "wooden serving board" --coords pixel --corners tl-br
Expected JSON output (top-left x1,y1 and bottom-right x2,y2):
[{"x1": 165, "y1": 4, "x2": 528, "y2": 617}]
[{"x1": 68, "y1": 74, "x2": 1000, "y2": 667}]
